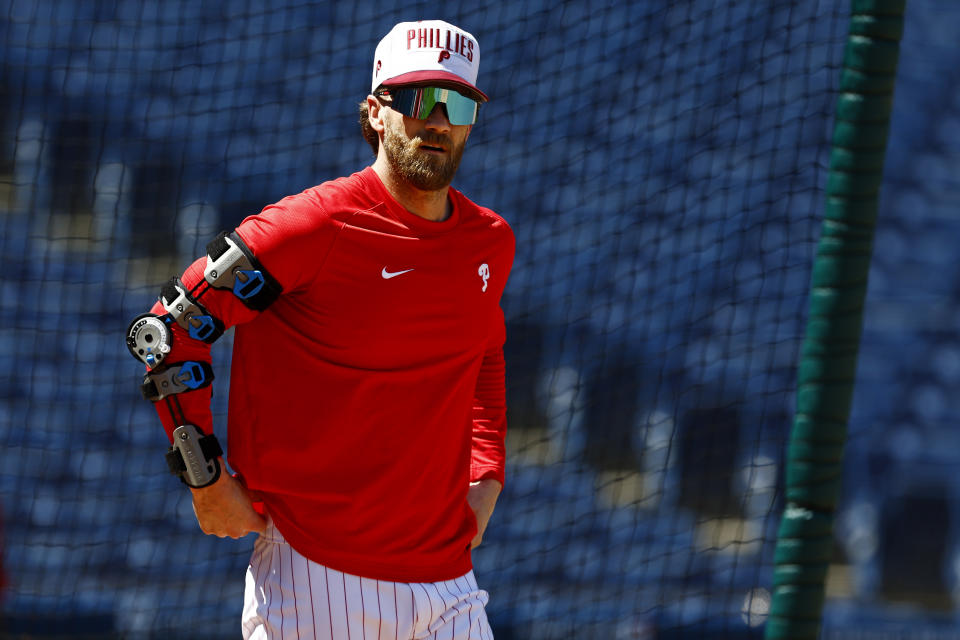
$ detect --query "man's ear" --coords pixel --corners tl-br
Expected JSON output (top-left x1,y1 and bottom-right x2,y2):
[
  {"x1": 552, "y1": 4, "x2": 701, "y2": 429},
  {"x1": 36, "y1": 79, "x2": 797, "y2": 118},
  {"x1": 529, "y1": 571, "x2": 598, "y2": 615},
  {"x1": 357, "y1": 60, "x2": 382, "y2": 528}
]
[{"x1": 367, "y1": 95, "x2": 386, "y2": 135}]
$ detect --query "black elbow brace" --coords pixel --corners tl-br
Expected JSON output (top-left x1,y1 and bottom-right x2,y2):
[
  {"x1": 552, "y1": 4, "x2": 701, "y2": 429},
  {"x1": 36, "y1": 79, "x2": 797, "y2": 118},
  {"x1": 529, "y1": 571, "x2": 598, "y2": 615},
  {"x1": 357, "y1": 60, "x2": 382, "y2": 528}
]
[
  {"x1": 160, "y1": 277, "x2": 225, "y2": 344},
  {"x1": 125, "y1": 230, "x2": 281, "y2": 369},
  {"x1": 166, "y1": 424, "x2": 223, "y2": 488},
  {"x1": 203, "y1": 231, "x2": 282, "y2": 311},
  {"x1": 124, "y1": 229, "x2": 281, "y2": 488}
]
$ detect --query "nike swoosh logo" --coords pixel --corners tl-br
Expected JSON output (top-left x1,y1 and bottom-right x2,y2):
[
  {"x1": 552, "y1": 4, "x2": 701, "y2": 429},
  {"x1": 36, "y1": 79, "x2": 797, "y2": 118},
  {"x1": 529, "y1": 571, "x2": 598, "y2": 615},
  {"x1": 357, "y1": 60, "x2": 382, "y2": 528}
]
[{"x1": 381, "y1": 267, "x2": 415, "y2": 280}]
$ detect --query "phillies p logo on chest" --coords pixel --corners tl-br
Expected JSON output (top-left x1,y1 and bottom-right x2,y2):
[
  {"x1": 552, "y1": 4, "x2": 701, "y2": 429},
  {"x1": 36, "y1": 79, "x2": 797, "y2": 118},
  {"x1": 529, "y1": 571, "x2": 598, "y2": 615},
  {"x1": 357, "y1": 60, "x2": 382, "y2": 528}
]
[{"x1": 478, "y1": 264, "x2": 490, "y2": 292}]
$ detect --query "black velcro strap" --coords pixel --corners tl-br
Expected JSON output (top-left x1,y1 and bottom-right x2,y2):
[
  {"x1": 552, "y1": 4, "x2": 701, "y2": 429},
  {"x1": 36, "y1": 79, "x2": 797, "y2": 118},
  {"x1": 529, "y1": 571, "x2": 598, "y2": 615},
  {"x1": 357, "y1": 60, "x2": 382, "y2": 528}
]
[
  {"x1": 200, "y1": 433, "x2": 224, "y2": 460},
  {"x1": 207, "y1": 231, "x2": 231, "y2": 261},
  {"x1": 165, "y1": 448, "x2": 187, "y2": 474},
  {"x1": 159, "y1": 278, "x2": 180, "y2": 307}
]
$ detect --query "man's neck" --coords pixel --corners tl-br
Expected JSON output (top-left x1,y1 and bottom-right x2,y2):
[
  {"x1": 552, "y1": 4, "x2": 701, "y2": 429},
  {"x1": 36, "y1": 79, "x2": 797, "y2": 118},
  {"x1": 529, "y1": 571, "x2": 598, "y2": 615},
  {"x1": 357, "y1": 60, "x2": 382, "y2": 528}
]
[{"x1": 372, "y1": 158, "x2": 452, "y2": 222}]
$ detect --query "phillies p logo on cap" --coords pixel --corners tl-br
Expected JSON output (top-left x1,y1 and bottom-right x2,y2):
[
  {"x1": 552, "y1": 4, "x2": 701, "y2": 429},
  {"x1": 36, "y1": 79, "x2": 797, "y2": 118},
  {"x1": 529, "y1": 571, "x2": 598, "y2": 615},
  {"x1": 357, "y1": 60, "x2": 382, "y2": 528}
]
[{"x1": 372, "y1": 20, "x2": 488, "y2": 102}]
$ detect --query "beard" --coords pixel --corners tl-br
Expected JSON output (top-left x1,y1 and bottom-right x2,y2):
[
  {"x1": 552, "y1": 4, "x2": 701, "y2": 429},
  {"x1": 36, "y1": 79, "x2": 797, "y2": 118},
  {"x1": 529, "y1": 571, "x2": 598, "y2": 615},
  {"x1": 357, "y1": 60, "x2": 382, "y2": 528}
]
[{"x1": 382, "y1": 122, "x2": 466, "y2": 192}]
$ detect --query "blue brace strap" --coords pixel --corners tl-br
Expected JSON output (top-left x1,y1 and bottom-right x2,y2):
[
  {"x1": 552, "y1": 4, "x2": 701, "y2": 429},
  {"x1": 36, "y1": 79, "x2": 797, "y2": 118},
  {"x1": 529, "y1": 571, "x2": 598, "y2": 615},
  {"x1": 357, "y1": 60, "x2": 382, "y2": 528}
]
[{"x1": 141, "y1": 361, "x2": 215, "y2": 402}]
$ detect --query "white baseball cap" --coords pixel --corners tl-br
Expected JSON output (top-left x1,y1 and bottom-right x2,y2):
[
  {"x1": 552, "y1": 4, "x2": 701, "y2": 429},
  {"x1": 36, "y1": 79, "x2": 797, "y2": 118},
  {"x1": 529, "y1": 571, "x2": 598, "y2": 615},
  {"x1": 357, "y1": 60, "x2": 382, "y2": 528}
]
[{"x1": 371, "y1": 20, "x2": 488, "y2": 102}]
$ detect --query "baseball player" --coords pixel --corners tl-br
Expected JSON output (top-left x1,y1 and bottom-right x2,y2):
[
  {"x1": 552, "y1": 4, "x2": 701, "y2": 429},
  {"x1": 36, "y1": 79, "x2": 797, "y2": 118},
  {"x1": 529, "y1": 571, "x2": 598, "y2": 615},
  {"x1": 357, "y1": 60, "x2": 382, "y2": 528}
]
[{"x1": 125, "y1": 19, "x2": 513, "y2": 639}]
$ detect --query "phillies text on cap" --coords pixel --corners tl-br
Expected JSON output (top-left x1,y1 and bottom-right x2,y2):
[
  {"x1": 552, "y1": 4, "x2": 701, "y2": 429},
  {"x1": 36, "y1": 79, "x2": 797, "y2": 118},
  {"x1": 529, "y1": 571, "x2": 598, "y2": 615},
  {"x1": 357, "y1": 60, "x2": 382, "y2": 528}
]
[{"x1": 372, "y1": 20, "x2": 488, "y2": 102}]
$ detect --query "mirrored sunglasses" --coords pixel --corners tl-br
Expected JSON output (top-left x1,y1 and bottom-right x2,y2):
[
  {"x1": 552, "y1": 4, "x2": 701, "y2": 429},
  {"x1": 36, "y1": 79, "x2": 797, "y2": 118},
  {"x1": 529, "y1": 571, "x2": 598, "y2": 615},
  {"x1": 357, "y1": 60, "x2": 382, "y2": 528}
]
[{"x1": 381, "y1": 86, "x2": 480, "y2": 126}]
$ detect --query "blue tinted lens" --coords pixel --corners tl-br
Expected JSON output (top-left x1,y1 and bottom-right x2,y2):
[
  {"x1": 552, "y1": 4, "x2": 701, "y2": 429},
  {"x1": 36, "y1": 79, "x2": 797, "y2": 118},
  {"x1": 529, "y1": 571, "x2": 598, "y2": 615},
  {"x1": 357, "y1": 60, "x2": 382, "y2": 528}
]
[{"x1": 388, "y1": 87, "x2": 479, "y2": 125}]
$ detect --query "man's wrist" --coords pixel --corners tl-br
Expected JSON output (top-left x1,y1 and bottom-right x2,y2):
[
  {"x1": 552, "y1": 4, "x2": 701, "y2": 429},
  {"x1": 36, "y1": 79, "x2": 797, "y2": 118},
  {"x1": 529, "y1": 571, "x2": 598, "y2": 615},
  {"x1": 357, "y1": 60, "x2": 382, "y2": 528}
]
[{"x1": 189, "y1": 460, "x2": 229, "y2": 495}]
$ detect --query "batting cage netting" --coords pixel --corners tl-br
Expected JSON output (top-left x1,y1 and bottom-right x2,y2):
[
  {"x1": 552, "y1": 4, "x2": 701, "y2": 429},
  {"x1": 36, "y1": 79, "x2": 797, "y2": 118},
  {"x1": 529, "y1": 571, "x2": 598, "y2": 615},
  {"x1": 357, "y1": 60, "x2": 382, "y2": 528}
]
[{"x1": 2, "y1": 1, "x2": 960, "y2": 638}]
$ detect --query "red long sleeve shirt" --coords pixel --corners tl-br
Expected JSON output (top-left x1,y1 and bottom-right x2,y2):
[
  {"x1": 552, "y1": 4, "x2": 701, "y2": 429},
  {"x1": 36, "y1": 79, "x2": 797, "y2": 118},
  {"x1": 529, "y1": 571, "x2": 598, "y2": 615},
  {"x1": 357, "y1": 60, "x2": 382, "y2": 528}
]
[{"x1": 148, "y1": 167, "x2": 514, "y2": 581}]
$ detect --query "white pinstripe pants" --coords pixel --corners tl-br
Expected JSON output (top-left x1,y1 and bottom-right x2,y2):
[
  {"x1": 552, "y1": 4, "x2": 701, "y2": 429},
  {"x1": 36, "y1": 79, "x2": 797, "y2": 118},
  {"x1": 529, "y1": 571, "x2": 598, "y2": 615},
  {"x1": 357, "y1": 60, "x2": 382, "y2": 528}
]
[{"x1": 242, "y1": 520, "x2": 494, "y2": 640}]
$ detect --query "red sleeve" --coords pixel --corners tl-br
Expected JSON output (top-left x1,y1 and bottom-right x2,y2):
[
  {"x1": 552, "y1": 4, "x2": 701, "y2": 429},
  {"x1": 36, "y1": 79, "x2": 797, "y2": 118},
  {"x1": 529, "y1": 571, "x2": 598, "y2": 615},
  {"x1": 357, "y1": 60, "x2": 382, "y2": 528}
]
[
  {"x1": 470, "y1": 307, "x2": 508, "y2": 485},
  {"x1": 148, "y1": 257, "x2": 259, "y2": 441},
  {"x1": 146, "y1": 189, "x2": 341, "y2": 441}
]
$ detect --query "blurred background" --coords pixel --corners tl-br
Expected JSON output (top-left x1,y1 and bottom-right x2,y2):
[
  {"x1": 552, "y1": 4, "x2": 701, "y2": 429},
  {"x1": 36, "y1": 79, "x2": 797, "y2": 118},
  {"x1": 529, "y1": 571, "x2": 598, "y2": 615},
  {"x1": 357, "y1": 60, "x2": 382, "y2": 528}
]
[{"x1": 1, "y1": 1, "x2": 959, "y2": 638}]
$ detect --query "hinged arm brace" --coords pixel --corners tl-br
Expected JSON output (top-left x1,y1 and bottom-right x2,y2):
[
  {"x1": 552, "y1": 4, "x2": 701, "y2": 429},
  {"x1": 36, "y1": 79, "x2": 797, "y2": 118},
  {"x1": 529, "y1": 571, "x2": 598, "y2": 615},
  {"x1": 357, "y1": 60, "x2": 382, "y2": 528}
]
[{"x1": 165, "y1": 424, "x2": 223, "y2": 488}]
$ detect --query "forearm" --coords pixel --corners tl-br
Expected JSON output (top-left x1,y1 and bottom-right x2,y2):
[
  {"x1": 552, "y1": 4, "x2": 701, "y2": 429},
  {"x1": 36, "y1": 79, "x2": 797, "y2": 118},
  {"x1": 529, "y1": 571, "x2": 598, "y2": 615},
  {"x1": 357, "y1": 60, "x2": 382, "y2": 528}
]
[
  {"x1": 467, "y1": 478, "x2": 502, "y2": 549},
  {"x1": 471, "y1": 341, "x2": 507, "y2": 485}
]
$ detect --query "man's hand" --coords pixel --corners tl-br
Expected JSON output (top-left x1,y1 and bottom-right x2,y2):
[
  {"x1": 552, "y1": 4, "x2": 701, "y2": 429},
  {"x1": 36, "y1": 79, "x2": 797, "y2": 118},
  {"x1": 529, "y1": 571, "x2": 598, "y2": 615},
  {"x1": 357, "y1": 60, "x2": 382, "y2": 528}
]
[
  {"x1": 190, "y1": 462, "x2": 267, "y2": 539},
  {"x1": 467, "y1": 478, "x2": 502, "y2": 549}
]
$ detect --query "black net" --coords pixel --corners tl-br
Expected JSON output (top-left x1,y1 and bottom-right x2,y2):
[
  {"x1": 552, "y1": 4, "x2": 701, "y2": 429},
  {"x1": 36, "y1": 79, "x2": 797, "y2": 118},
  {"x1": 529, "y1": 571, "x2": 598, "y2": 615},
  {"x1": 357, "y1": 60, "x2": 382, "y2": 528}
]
[{"x1": 5, "y1": 0, "x2": 948, "y2": 638}]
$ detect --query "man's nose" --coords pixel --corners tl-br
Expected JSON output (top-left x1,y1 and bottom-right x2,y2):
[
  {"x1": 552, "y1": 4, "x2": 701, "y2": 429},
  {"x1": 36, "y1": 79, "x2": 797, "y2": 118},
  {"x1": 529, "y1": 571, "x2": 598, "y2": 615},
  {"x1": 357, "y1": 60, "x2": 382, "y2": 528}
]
[{"x1": 424, "y1": 103, "x2": 451, "y2": 131}]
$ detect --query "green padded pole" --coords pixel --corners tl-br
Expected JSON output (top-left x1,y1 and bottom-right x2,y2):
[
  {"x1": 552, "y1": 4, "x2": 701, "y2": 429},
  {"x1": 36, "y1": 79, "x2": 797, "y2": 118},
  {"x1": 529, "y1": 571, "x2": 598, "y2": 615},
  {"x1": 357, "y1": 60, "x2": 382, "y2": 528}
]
[{"x1": 764, "y1": 1, "x2": 906, "y2": 639}]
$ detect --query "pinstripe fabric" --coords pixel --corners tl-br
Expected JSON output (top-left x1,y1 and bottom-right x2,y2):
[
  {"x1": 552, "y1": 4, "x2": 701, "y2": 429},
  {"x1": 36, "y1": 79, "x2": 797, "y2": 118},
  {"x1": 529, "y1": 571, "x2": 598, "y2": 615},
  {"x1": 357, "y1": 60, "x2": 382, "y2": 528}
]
[{"x1": 242, "y1": 520, "x2": 493, "y2": 640}]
